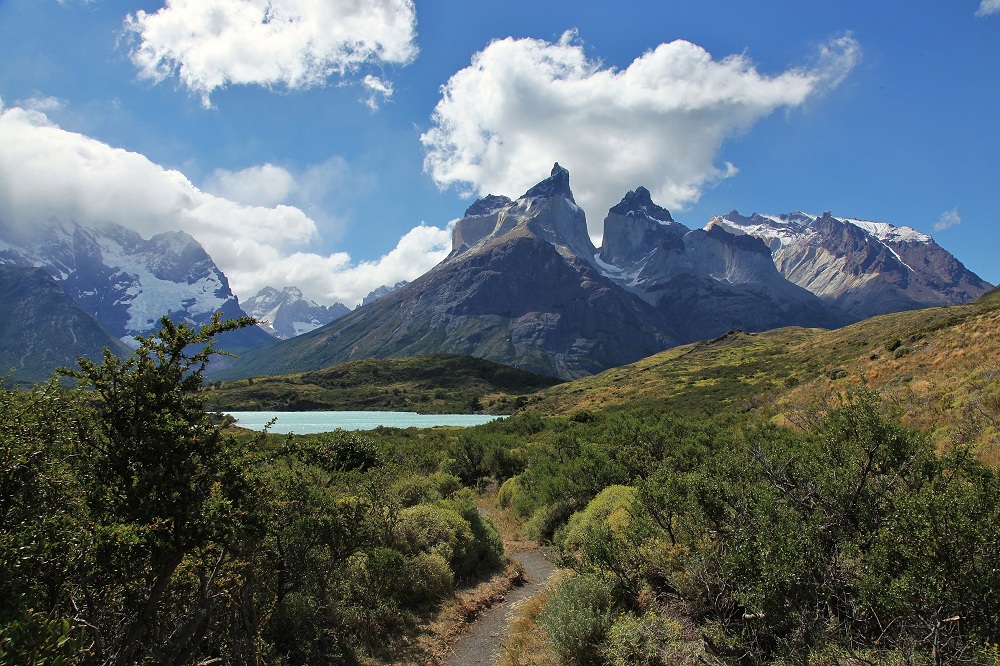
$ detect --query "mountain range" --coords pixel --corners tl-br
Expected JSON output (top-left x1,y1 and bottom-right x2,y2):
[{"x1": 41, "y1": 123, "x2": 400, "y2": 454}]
[
  {"x1": 711, "y1": 210, "x2": 990, "y2": 319},
  {"x1": 1, "y1": 165, "x2": 991, "y2": 384},
  {"x1": 223, "y1": 165, "x2": 991, "y2": 380},
  {"x1": 0, "y1": 217, "x2": 276, "y2": 383},
  {"x1": 243, "y1": 286, "x2": 350, "y2": 340}
]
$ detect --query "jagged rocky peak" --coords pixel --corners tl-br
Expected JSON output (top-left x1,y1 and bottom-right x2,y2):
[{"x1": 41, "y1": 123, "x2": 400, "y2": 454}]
[
  {"x1": 362, "y1": 281, "x2": 408, "y2": 306},
  {"x1": 609, "y1": 186, "x2": 674, "y2": 223},
  {"x1": 517, "y1": 163, "x2": 595, "y2": 263},
  {"x1": 449, "y1": 163, "x2": 595, "y2": 264},
  {"x1": 599, "y1": 187, "x2": 686, "y2": 267},
  {"x1": 523, "y1": 162, "x2": 575, "y2": 203},
  {"x1": 464, "y1": 194, "x2": 513, "y2": 218}
]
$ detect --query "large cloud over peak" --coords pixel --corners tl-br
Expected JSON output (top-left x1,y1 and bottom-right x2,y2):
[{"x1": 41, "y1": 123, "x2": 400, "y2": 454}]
[
  {"x1": 422, "y1": 31, "x2": 860, "y2": 234},
  {"x1": 124, "y1": 0, "x2": 419, "y2": 107},
  {"x1": 0, "y1": 105, "x2": 449, "y2": 307}
]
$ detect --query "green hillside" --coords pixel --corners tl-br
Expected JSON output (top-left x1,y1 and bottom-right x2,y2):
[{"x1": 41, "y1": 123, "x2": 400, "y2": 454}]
[
  {"x1": 205, "y1": 353, "x2": 563, "y2": 414},
  {"x1": 527, "y1": 289, "x2": 1000, "y2": 460}
]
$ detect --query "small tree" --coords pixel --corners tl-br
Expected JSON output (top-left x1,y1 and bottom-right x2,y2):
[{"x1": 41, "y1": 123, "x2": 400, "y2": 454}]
[{"x1": 60, "y1": 313, "x2": 258, "y2": 665}]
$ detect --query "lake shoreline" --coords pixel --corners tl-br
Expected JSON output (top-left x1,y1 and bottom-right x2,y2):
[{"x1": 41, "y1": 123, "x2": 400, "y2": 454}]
[{"x1": 223, "y1": 410, "x2": 507, "y2": 434}]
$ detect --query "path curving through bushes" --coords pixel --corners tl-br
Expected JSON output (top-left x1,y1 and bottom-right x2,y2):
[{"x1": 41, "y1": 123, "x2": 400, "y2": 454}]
[{"x1": 445, "y1": 548, "x2": 557, "y2": 665}]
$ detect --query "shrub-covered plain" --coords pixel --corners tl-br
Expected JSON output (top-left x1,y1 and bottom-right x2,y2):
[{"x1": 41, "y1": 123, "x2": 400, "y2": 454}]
[{"x1": 3, "y1": 311, "x2": 999, "y2": 665}]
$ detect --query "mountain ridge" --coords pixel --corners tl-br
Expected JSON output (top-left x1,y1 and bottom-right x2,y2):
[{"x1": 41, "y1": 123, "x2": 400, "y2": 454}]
[
  {"x1": 221, "y1": 165, "x2": 989, "y2": 381},
  {"x1": 243, "y1": 286, "x2": 350, "y2": 340},
  {"x1": 223, "y1": 166, "x2": 679, "y2": 380},
  {"x1": 712, "y1": 210, "x2": 990, "y2": 318}
]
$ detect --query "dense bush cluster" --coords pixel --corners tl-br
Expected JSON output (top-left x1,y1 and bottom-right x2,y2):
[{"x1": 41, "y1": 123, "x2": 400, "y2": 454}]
[
  {"x1": 0, "y1": 316, "x2": 505, "y2": 665},
  {"x1": 506, "y1": 398, "x2": 1000, "y2": 665}
]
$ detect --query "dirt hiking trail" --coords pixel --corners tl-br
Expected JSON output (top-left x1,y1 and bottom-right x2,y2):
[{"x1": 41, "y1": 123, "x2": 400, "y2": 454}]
[{"x1": 444, "y1": 548, "x2": 557, "y2": 665}]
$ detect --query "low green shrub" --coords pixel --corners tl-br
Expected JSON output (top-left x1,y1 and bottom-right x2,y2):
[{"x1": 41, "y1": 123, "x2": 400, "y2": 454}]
[
  {"x1": 557, "y1": 485, "x2": 637, "y2": 551},
  {"x1": 497, "y1": 474, "x2": 520, "y2": 509},
  {"x1": 604, "y1": 612, "x2": 701, "y2": 666},
  {"x1": 403, "y1": 552, "x2": 454, "y2": 607},
  {"x1": 538, "y1": 573, "x2": 618, "y2": 666},
  {"x1": 393, "y1": 471, "x2": 462, "y2": 507},
  {"x1": 393, "y1": 504, "x2": 473, "y2": 565},
  {"x1": 436, "y1": 496, "x2": 505, "y2": 580}
]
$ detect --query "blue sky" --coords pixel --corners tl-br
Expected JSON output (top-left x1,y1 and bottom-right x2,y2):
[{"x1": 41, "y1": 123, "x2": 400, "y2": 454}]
[{"x1": 1, "y1": 0, "x2": 997, "y2": 306}]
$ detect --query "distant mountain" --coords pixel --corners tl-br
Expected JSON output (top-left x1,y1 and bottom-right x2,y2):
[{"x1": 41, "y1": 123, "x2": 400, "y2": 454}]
[
  {"x1": 362, "y1": 281, "x2": 409, "y2": 306},
  {"x1": 224, "y1": 165, "x2": 678, "y2": 380},
  {"x1": 0, "y1": 265, "x2": 130, "y2": 386},
  {"x1": 711, "y1": 211, "x2": 991, "y2": 319},
  {"x1": 0, "y1": 218, "x2": 273, "y2": 356},
  {"x1": 243, "y1": 286, "x2": 350, "y2": 339},
  {"x1": 596, "y1": 188, "x2": 848, "y2": 341}
]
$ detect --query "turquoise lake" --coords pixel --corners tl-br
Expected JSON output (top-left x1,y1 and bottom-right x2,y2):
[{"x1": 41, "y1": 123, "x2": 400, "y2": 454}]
[{"x1": 224, "y1": 411, "x2": 505, "y2": 434}]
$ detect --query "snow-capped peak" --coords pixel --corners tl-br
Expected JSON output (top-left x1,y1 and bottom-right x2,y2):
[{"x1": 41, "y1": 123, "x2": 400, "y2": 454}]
[
  {"x1": 837, "y1": 217, "x2": 932, "y2": 244},
  {"x1": 243, "y1": 285, "x2": 349, "y2": 339},
  {"x1": 714, "y1": 210, "x2": 933, "y2": 248}
]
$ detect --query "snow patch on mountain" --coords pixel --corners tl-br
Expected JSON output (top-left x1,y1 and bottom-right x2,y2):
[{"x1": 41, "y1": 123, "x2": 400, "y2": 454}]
[
  {"x1": 713, "y1": 211, "x2": 932, "y2": 249},
  {"x1": 0, "y1": 218, "x2": 262, "y2": 346},
  {"x1": 243, "y1": 285, "x2": 350, "y2": 339},
  {"x1": 98, "y1": 240, "x2": 230, "y2": 334}
]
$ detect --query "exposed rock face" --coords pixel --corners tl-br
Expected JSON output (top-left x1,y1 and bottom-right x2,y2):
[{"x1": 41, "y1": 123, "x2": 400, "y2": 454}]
[
  {"x1": 227, "y1": 165, "x2": 677, "y2": 380},
  {"x1": 362, "y1": 281, "x2": 410, "y2": 306},
  {"x1": 0, "y1": 218, "x2": 272, "y2": 353},
  {"x1": 711, "y1": 211, "x2": 992, "y2": 319},
  {"x1": 244, "y1": 286, "x2": 350, "y2": 339},
  {"x1": 450, "y1": 164, "x2": 598, "y2": 267},
  {"x1": 0, "y1": 265, "x2": 130, "y2": 385},
  {"x1": 596, "y1": 191, "x2": 847, "y2": 341},
  {"x1": 598, "y1": 186, "x2": 683, "y2": 267}
]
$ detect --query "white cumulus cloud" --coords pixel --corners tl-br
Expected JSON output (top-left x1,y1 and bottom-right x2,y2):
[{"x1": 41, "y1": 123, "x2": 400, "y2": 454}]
[
  {"x1": 0, "y1": 105, "x2": 449, "y2": 307},
  {"x1": 124, "y1": 0, "x2": 419, "y2": 107},
  {"x1": 977, "y1": 0, "x2": 1000, "y2": 16},
  {"x1": 422, "y1": 31, "x2": 860, "y2": 236},
  {"x1": 246, "y1": 223, "x2": 451, "y2": 307},
  {"x1": 934, "y1": 208, "x2": 962, "y2": 232}
]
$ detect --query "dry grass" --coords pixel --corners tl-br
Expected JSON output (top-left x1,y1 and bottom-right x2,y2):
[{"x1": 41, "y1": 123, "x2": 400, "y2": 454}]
[
  {"x1": 369, "y1": 558, "x2": 526, "y2": 666},
  {"x1": 774, "y1": 307, "x2": 1000, "y2": 462},
  {"x1": 527, "y1": 295, "x2": 1000, "y2": 466},
  {"x1": 497, "y1": 572, "x2": 565, "y2": 666}
]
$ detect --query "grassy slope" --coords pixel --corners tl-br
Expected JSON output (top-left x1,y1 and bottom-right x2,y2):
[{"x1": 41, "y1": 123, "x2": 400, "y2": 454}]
[
  {"x1": 204, "y1": 353, "x2": 563, "y2": 414},
  {"x1": 527, "y1": 290, "x2": 1000, "y2": 461}
]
